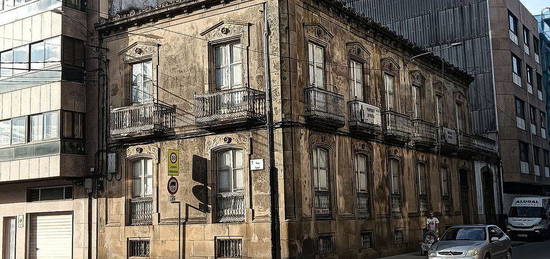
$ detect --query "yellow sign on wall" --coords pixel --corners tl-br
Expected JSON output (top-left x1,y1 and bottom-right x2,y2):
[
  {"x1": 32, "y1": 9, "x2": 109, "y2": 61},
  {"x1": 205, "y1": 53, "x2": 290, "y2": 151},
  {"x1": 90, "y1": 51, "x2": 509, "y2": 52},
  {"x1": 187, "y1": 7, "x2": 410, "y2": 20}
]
[{"x1": 168, "y1": 149, "x2": 179, "y2": 176}]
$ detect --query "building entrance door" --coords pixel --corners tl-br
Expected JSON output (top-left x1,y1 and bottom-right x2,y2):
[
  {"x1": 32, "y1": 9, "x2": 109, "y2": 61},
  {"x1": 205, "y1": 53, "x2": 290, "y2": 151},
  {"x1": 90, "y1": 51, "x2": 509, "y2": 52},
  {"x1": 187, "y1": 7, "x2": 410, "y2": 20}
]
[
  {"x1": 459, "y1": 170, "x2": 471, "y2": 224},
  {"x1": 482, "y1": 169, "x2": 497, "y2": 224},
  {"x1": 29, "y1": 213, "x2": 73, "y2": 259}
]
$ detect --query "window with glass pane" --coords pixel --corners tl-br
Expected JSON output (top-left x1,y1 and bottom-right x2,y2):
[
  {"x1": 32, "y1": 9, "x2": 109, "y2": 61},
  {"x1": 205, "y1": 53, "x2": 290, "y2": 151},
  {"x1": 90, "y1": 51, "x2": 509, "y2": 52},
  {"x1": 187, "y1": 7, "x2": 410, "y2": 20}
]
[
  {"x1": 436, "y1": 95, "x2": 443, "y2": 126},
  {"x1": 11, "y1": 117, "x2": 26, "y2": 144},
  {"x1": 519, "y1": 142, "x2": 529, "y2": 162},
  {"x1": 74, "y1": 113, "x2": 84, "y2": 138},
  {"x1": 527, "y1": 66, "x2": 533, "y2": 84},
  {"x1": 540, "y1": 112, "x2": 546, "y2": 129},
  {"x1": 44, "y1": 111, "x2": 59, "y2": 139},
  {"x1": 132, "y1": 159, "x2": 153, "y2": 197},
  {"x1": 523, "y1": 27, "x2": 529, "y2": 45},
  {"x1": 508, "y1": 12, "x2": 517, "y2": 33},
  {"x1": 31, "y1": 41, "x2": 45, "y2": 70},
  {"x1": 537, "y1": 74, "x2": 543, "y2": 91},
  {"x1": 417, "y1": 163, "x2": 427, "y2": 195},
  {"x1": 1, "y1": 50, "x2": 13, "y2": 78},
  {"x1": 533, "y1": 38, "x2": 540, "y2": 54},
  {"x1": 30, "y1": 114, "x2": 43, "y2": 142},
  {"x1": 131, "y1": 61, "x2": 153, "y2": 104},
  {"x1": 412, "y1": 85, "x2": 422, "y2": 118},
  {"x1": 217, "y1": 149, "x2": 244, "y2": 193},
  {"x1": 0, "y1": 120, "x2": 10, "y2": 146},
  {"x1": 441, "y1": 167, "x2": 450, "y2": 197},
  {"x1": 512, "y1": 55, "x2": 520, "y2": 75},
  {"x1": 13, "y1": 45, "x2": 29, "y2": 75},
  {"x1": 350, "y1": 60, "x2": 364, "y2": 100},
  {"x1": 544, "y1": 150, "x2": 549, "y2": 166},
  {"x1": 3, "y1": 217, "x2": 16, "y2": 259},
  {"x1": 63, "y1": 111, "x2": 74, "y2": 138},
  {"x1": 308, "y1": 42, "x2": 325, "y2": 88},
  {"x1": 214, "y1": 42, "x2": 242, "y2": 90},
  {"x1": 384, "y1": 73, "x2": 395, "y2": 110},
  {"x1": 530, "y1": 106, "x2": 537, "y2": 128},
  {"x1": 515, "y1": 98, "x2": 525, "y2": 118},
  {"x1": 355, "y1": 154, "x2": 368, "y2": 192},
  {"x1": 390, "y1": 158, "x2": 400, "y2": 195},
  {"x1": 534, "y1": 146, "x2": 540, "y2": 166},
  {"x1": 313, "y1": 148, "x2": 329, "y2": 191},
  {"x1": 455, "y1": 102, "x2": 465, "y2": 132},
  {"x1": 63, "y1": 37, "x2": 85, "y2": 67},
  {"x1": 45, "y1": 37, "x2": 61, "y2": 63}
]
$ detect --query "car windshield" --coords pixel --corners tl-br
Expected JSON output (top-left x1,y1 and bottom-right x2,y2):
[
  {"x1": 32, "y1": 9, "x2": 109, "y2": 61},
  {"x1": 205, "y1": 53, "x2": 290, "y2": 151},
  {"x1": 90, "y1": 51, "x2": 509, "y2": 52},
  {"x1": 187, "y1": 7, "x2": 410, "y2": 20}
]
[
  {"x1": 441, "y1": 227, "x2": 486, "y2": 241},
  {"x1": 509, "y1": 207, "x2": 545, "y2": 218}
]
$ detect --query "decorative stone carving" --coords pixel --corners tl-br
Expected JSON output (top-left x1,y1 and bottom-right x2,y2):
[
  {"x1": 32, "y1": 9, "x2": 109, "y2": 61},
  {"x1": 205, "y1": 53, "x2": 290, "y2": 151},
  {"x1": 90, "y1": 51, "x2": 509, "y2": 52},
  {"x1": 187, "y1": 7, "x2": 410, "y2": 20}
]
[
  {"x1": 205, "y1": 134, "x2": 248, "y2": 153},
  {"x1": 353, "y1": 141, "x2": 372, "y2": 153},
  {"x1": 433, "y1": 81, "x2": 445, "y2": 94},
  {"x1": 409, "y1": 70, "x2": 426, "y2": 86},
  {"x1": 346, "y1": 42, "x2": 370, "y2": 61},
  {"x1": 200, "y1": 21, "x2": 250, "y2": 41},
  {"x1": 381, "y1": 57, "x2": 400, "y2": 73},
  {"x1": 309, "y1": 132, "x2": 335, "y2": 149},
  {"x1": 454, "y1": 89, "x2": 467, "y2": 103},
  {"x1": 126, "y1": 145, "x2": 159, "y2": 161},
  {"x1": 119, "y1": 41, "x2": 158, "y2": 63},
  {"x1": 304, "y1": 23, "x2": 334, "y2": 43}
]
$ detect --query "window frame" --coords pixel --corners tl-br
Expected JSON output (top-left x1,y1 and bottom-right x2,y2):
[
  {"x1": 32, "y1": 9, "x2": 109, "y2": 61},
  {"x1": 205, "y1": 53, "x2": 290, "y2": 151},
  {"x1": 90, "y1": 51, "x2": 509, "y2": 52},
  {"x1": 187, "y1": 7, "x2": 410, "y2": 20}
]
[
  {"x1": 508, "y1": 11, "x2": 518, "y2": 34},
  {"x1": 511, "y1": 54, "x2": 521, "y2": 76},
  {"x1": 349, "y1": 59, "x2": 365, "y2": 101},
  {"x1": 412, "y1": 84, "x2": 423, "y2": 119},
  {"x1": 312, "y1": 146, "x2": 331, "y2": 217},
  {"x1": 130, "y1": 60, "x2": 154, "y2": 104},
  {"x1": 383, "y1": 72, "x2": 396, "y2": 110},
  {"x1": 308, "y1": 41, "x2": 326, "y2": 89},
  {"x1": 213, "y1": 41, "x2": 243, "y2": 90},
  {"x1": 131, "y1": 158, "x2": 153, "y2": 198},
  {"x1": 519, "y1": 141, "x2": 529, "y2": 163},
  {"x1": 216, "y1": 149, "x2": 244, "y2": 194},
  {"x1": 515, "y1": 98, "x2": 525, "y2": 119},
  {"x1": 440, "y1": 166, "x2": 451, "y2": 199}
]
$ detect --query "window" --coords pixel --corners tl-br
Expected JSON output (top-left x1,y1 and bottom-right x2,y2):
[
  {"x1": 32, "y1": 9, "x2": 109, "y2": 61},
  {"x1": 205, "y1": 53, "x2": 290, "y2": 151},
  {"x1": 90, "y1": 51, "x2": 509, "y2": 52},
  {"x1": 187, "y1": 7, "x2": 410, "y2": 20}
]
[
  {"x1": 384, "y1": 73, "x2": 395, "y2": 110},
  {"x1": 534, "y1": 37, "x2": 540, "y2": 55},
  {"x1": 62, "y1": 37, "x2": 85, "y2": 68},
  {"x1": 544, "y1": 150, "x2": 549, "y2": 167},
  {"x1": 1, "y1": 50, "x2": 13, "y2": 78},
  {"x1": 412, "y1": 85, "x2": 422, "y2": 118},
  {"x1": 455, "y1": 102, "x2": 465, "y2": 132},
  {"x1": 519, "y1": 142, "x2": 529, "y2": 163},
  {"x1": 44, "y1": 37, "x2": 61, "y2": 63},
  {"x1": 217, "y1": 149, "x2": 244, "y2": 193},
  {"x1": 389, "y1": 158, "x2": 401, "y2": 213},
  {"x1": 526, "y1": 65, "x2": 533, "y2": 85},
  {"x1": 27, "y1": 186, "x2": 73, "y2": 202},
  {"x1": 313, "y1": 147, "x2": 330, "y2": 216},
  {"x1": 11, "y1": 117, "x2": 26, "y2": 145},
  {"x1": 3, "y1": 217, "x2": 16, "y2": 259},
  {"x1": 44, "y1": 111, "x2": 59, "y2": 139},
  {"x1": 350, "y1": 59, "x2": 364, "y2": 100},
  {"x1": 215, "y1": 42, "x2": 242, "y2": 90},
  {"x1": 355, "y1": 154, "x2": 369, "y2": 217},
  {"x1": 30, "y1": 114, "x2": 44, "y2": 142},
  {"x1": 62, "y1": 111, "x2": 84, "y2": 139},
  {"x1": 317, "y1": 235, "x2": 334, "y2": 255},
  {"x1": 0, "y1": 120, "x2": 9, "y2": 146},
  {"x1": 13, "y1": 45, "x2": 29, "y2": 75},
  {"x1": 523, "y1": 26, "x2": 530, "y2": 46},
  {"x1": 534, "y1": 146, "x2": 540, "y2": 166},
  {"x1": 530, "y1": 106, "x2": 537, "y2": 126},
  {"x1": 440, "y1": 167, "x2": 450, "y2": 198},
  {"x1": 436, "y1": 95, "x2": 444, "y2": 126},
  {"x1": 63, "y1": 0, "x2": 85, "y2": 10},
  {"x1": 361, "y1": 232, "x2": 374, "y2": 249},
  {"x1": 216, "y1": 238, "x2": 242, "y2": 258},
  {"x1": 515, "y1": 98, "x2": 525, "y2": 130},
  {"x1": 131, "y1": 60, "x2": 153, "y2": 104},
  {"x1": 394, "y1": 230, "x2": 404, "y2": 244},
  {"x1": 509, "y1": 12, "x2": 518, "y2": 34},
  {"x1": 540, "y1": 111, "x2": 546, "y2": 137},
  {"x1": 511, "y1": 54, "x2": 521, "y2": 76},
  {"x1": 132, "y1": 159, "x2": 153, "y2": 198},
  {"x1": 128, "y1": 239, "x2": 150, "y2": 257},
  {"x1": 308, "y1": 42, "x2": 325, "y2": 88},
  {"x1": 30, "y1": 41, "x2": 46, "y2": 70},
  {"x1": 417, "y1": 162, "x2": 429, "y2": 214}
]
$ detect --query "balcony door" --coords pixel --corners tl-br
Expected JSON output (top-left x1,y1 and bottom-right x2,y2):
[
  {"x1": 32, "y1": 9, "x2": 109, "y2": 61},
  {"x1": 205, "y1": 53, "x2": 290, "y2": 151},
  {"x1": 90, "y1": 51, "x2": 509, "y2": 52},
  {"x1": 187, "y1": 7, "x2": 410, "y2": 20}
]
[
  {"x1": 217, "y1": 149, "x2": 245, "y2": 222},
  {"x1": 350, "y1": 59, "x2": 364, "y2": 101},
  {"x1": 131, "y1": 60, "x2": 153, "y2": 104},
  {"x1": 214, "y1": 42, "x2": 243, "y2": 113},
  {"x1": 130, "y1": 158, "x2": 153, "y2": 225},
  {"x1": 308, "y1": 42, "x2": 328, "y2": 113},
  {"x1": 384, "y1": 73, "x2": 395, "y2": 110}
]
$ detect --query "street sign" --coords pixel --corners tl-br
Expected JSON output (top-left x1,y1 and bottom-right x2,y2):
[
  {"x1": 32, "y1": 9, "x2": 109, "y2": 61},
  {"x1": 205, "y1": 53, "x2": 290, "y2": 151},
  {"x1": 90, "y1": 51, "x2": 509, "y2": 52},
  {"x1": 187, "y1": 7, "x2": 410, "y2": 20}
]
[
  {"x1": 250, "y1": 159, "x2": 264, "y2": 170},
  {"x1": 168, "y1": 149, "x2": 179, "y2": 176},
  {"x1": 167, "y1": 177, "x2": 179, "y2": 195}
]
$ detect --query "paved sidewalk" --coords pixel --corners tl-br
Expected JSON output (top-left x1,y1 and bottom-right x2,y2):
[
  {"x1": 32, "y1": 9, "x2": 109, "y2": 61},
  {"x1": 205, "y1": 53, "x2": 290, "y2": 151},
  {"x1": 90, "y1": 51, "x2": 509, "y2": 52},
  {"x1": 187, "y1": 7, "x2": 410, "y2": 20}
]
[{"x1": 378, "y1": 252, "x2": 424, "y2": 259}]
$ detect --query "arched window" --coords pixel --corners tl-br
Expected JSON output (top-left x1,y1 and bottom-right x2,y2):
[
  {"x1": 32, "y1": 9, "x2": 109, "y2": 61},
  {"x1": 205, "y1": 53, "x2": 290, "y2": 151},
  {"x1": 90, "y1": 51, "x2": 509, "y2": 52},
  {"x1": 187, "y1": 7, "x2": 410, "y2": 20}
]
[
  {"x1": 313, "y1": 147, "x2": 330, "y2": 216},
  {"x1": 355, "y1": 153, "x2": 370, "y2": 218},
  {"x1": 216, "y1": 149, "x2": 245, "y2": 222}
]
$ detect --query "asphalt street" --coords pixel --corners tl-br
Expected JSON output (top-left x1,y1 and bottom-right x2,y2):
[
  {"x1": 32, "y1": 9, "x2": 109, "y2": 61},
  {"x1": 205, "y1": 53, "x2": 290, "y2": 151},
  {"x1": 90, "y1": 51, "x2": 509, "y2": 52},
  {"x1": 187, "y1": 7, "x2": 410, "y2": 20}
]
[{"x1": 379, "y1": 239, "x2": 550, "y2": 259}]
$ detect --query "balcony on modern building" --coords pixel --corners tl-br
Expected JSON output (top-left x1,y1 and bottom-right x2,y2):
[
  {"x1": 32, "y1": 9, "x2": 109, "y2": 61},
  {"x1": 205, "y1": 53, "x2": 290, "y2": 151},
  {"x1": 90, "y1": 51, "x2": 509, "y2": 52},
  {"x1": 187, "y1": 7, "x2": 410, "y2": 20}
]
[
  {"x1": 411, "y1": 119, "x2": 438, "y2": 149},
  {"x1": 458, "y1": 132, "x2": 477, "y2": 155},
  {"x1": 194, "y1": 88, "x2": 266, "y2": 130},
  {"x1": 348, "y1": 100, "x2": 381, "y2": 136},
  {"x1": 304, "y1": 87, "x2": 345, "y2": 129},
  {"x1": 110, "y1": 102, "x2": 176, "y2": 140},
  {"x1": 382, "y1": 110, "x2": 411, "y2": 143},
  {"x1": 438, "y1": 127, "x2": 458, "y2": 154}
]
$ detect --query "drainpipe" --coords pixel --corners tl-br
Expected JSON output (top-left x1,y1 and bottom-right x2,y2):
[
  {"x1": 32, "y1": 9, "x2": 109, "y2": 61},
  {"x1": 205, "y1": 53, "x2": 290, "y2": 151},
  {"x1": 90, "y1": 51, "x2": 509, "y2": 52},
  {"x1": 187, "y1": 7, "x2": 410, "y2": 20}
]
[{"x1": 263, "y1": 3, "x2": 280, "y2": 259}]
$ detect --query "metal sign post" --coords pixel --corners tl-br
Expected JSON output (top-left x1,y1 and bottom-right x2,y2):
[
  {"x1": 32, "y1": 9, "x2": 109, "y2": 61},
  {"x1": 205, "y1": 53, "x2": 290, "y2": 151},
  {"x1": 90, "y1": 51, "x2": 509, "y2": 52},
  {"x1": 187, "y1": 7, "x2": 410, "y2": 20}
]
[{"x1": 167, "y1": 177, "x2": 181, "y2": 259}]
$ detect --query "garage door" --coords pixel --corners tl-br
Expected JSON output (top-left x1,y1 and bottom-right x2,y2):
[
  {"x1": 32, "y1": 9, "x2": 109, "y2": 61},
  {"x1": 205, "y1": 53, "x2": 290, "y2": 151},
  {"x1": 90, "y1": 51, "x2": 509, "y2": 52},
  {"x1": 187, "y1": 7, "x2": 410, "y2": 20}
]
[{"x1": 29, "y1": 214, "x2": 73, "y2": 259}]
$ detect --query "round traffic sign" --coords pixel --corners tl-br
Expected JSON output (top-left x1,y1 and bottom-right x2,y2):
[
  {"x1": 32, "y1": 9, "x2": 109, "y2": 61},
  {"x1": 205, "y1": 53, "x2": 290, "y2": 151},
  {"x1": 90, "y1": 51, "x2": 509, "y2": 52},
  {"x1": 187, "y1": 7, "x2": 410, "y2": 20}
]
[
  {"x1": 167, "y1": 177, "x2": 179, "y2": 195},
  {"x1": 170, "y1": 153, "x2": 178, "y2": 163}
]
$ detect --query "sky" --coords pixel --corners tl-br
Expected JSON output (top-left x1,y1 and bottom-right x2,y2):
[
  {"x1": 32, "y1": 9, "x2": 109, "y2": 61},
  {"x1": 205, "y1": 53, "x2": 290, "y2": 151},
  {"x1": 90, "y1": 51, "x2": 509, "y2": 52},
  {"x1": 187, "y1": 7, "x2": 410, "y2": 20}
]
[{"x1": 520, "y1": 0, "x2": 549, "y2": 15}]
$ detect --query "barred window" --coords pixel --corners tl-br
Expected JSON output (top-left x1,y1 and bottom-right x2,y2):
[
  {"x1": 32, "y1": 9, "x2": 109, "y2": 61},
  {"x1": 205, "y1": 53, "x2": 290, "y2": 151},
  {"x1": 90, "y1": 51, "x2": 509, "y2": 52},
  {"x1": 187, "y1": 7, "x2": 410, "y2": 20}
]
[
  {"x1": 361, "y1": 232, "x2": 374, "y2": 249},
  {"x1": 317, "y1": 235, "x2": 334, "y2": 254},
  {"x1": 128, "y1": 239, "x2": 150, "y2": 257},
  {"x1": 394, "y1": 230, "x2": 404, "y2": 244},
  {"x1": 216, "y1": 238, "x2": 242, "y2": 258}
]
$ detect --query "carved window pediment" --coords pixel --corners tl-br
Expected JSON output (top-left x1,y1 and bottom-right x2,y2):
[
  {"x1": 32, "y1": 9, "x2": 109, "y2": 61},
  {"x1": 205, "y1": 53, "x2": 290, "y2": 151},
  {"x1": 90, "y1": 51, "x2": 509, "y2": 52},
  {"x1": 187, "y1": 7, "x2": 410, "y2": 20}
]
[
  {"x1": 409, "y1": 70, "x2": 426, "y2": 86},
  {"x1": 347, "y1": 42, "x2": 370, "y2": 61},
  {"x1": 453, "y1": 90, "x2": 466, "y2": 103},
  {"x1": 119, "y1": 41, "x2": 158, "y2": 63},
  {"x1": 434, "y1": 81, "x2": 445, "y2": 94},
  {"x1": 304, "y1": 23, "x2": 334, "y2": 43},
  {"x1": 381, "y1": 58, "x2": 400, "y2": 73},
  {"x1": 200, "y1": 21, "x2": 250, "y2": 41}
]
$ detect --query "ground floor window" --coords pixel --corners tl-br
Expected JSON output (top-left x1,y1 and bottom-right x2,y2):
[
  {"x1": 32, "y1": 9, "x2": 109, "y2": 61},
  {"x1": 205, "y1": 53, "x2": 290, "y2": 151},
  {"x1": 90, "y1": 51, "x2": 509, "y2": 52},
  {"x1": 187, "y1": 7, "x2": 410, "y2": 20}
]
[
  {"x1": 2, "y1": 217, "x2": 16, "y2": 259},
  {"x1": 128, "y1": 239, "x2": 150, "y2": 257}
]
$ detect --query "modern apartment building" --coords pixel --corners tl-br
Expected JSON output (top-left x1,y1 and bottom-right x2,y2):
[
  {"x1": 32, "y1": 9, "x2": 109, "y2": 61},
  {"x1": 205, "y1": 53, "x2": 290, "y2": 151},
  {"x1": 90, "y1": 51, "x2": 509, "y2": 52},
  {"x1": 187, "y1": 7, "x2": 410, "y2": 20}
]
[
  {"x1": 0, "y1": 0, "x2": 105, "y2": 258},
  {"x1": 536, "y1": 11, "x2": 550, "y2": 131},
  {"x1": 96, "y1": 0, "x2": 498, "y2": 257},
  {"x1": 345, "y1": 0, "x2": 549, "y2": 217}
]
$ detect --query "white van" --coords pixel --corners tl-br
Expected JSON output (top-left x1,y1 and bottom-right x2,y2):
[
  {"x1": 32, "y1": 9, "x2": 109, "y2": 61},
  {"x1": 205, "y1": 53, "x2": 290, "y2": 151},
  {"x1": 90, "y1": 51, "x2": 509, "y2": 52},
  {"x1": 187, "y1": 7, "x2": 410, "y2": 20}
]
[{"x1": 506, "y1": 197, "x2": 550, "y2": 239}]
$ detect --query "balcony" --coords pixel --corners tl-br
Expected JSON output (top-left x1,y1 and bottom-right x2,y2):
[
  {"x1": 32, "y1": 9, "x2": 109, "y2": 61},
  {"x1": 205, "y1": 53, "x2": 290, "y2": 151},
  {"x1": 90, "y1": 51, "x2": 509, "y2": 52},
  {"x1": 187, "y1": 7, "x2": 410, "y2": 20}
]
[
  {"x1": 382, "y1": 111, "x2": 411, "y2": 143},
  {"x1": 348, "y1": 100, "x2": 382, "y2": 136},
  {"x1": 411, "y1": 119, "x2": 438, "y2": 148},
  {"x1": 438, "y1": 127, "x2": 458, "y2": 153},
  {"x1": 314, "y1": 190, "x2": 331, "y2": 217},
  {"x1": 129, "y1": 197, "x2": 153, "y2": 226},
  {"x1": 458, "y1": 132, "x2": 477, "y2": 155},
  {"x1": 110, "y1": 103, "x2": 175, "y2": 140},
  {"x1": 216, "y1": 192, "x2": 245, "y2": 223},
  {"x1": 195, "y1": 88, "x2": 266, "y2": 130},
  {"x1": 305, "y1": 87, "x2": 345, "y2": 128},
  {"x1": 356, "y1": 192, "x2": 370, "y2": 218},
  {"x1": 473, "y1": 135, "x2": 498, "y2": 155}
]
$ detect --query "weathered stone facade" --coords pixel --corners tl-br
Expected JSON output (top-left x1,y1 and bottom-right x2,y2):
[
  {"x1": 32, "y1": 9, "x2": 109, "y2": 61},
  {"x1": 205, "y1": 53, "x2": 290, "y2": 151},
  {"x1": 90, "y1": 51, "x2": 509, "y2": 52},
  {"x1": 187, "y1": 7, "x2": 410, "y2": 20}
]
[{"x1": 96, "y1": 0, "x2": 498, "y2": 258}]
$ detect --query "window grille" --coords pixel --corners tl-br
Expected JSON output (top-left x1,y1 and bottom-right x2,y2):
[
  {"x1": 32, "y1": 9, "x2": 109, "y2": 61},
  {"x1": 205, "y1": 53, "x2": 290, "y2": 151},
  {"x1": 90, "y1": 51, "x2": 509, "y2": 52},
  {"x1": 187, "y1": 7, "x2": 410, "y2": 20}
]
[
  {"x1": 361, "y1": 232, "x2": 374, "y2": 248},
  {"x1": 317, "y1": 235, "x2": 334, "y2": 254},
  {"x1": 128, "y1": 239, "x2": 150, "y2": 257},
  {"x1": 216, "y1": 238, "x2": 242, "y2": 258}
]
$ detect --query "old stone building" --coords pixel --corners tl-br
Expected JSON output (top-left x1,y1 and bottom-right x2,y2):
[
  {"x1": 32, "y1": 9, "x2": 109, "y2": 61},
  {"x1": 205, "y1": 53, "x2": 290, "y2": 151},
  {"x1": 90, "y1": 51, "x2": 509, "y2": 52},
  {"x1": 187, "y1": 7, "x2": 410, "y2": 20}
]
[{"x1": 95, "y1": 0, "x2": 499, "y2": 258}]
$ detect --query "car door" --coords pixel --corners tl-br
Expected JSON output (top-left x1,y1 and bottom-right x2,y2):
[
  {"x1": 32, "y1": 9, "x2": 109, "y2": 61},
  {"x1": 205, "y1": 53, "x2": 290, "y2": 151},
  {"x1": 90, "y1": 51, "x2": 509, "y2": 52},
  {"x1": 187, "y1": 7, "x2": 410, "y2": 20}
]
[{"x1": 488, "y1": 226, "x2": 508, "y2": 259}]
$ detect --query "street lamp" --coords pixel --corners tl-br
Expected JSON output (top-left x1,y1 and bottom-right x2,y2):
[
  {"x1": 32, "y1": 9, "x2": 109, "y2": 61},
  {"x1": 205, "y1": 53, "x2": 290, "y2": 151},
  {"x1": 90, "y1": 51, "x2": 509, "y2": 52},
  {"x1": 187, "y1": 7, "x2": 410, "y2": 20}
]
[{"x1": 409, "y1": 42, "x2": 462, "y2": 62}]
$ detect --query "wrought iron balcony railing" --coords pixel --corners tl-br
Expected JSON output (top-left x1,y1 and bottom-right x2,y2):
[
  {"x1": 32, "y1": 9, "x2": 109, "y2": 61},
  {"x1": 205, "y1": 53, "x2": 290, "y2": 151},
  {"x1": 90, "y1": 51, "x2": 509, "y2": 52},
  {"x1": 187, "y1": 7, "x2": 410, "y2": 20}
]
[
  {"x1": 195, "y1": 87, "x2": 266, "y2": 129},
  {"x1": 216, "y1": 192, "x2": 245, "y2": 223},
  {"x1": 130, "y1": 197, "x2": 153, "y2": 226},
  {"x1": 110, "y1": 102, "x2": 175, "y2": 140},
  {"x1": 382, "y1": 111, "x2": 411, "y2": 142},
  {"x1": 305, "y1": 87, "x2": 345, "y2": 128},
  {"x1": 391, "y1": 193, "x2": 402, "y2": 216},
  {"x1": 438, "y1": 127, "x2": 458, "y2": 153},
  {"x1": 314, "y1": 190, "x2": 331, "y2": 217},
  {"x1": 357, "y1": 192, "x2": 370, "y2": 218},
  {"x1": 458, "y1": 132, "x2": 477, "y2": 154},
  {"x1": 412, "y1": 119, "x2": 438, "y2": 148},
  {"x1": 348, "y1": 100, "x2": 381, "y2": 135}
]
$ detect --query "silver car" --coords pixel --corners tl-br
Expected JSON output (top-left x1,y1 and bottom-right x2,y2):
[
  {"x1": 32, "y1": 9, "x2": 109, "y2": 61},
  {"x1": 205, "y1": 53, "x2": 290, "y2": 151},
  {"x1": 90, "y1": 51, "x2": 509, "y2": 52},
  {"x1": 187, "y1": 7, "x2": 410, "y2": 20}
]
[{"x1": 428, "y1": 225, "x2": 512, "y2": 259}]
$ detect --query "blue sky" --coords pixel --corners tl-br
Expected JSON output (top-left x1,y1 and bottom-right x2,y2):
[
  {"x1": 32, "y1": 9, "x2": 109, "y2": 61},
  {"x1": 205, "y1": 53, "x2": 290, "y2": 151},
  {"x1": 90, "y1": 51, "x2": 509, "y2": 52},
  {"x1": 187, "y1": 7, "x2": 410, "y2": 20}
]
[{"x1": 520, "y1": 0, "x2": 548, "y2": 15}]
